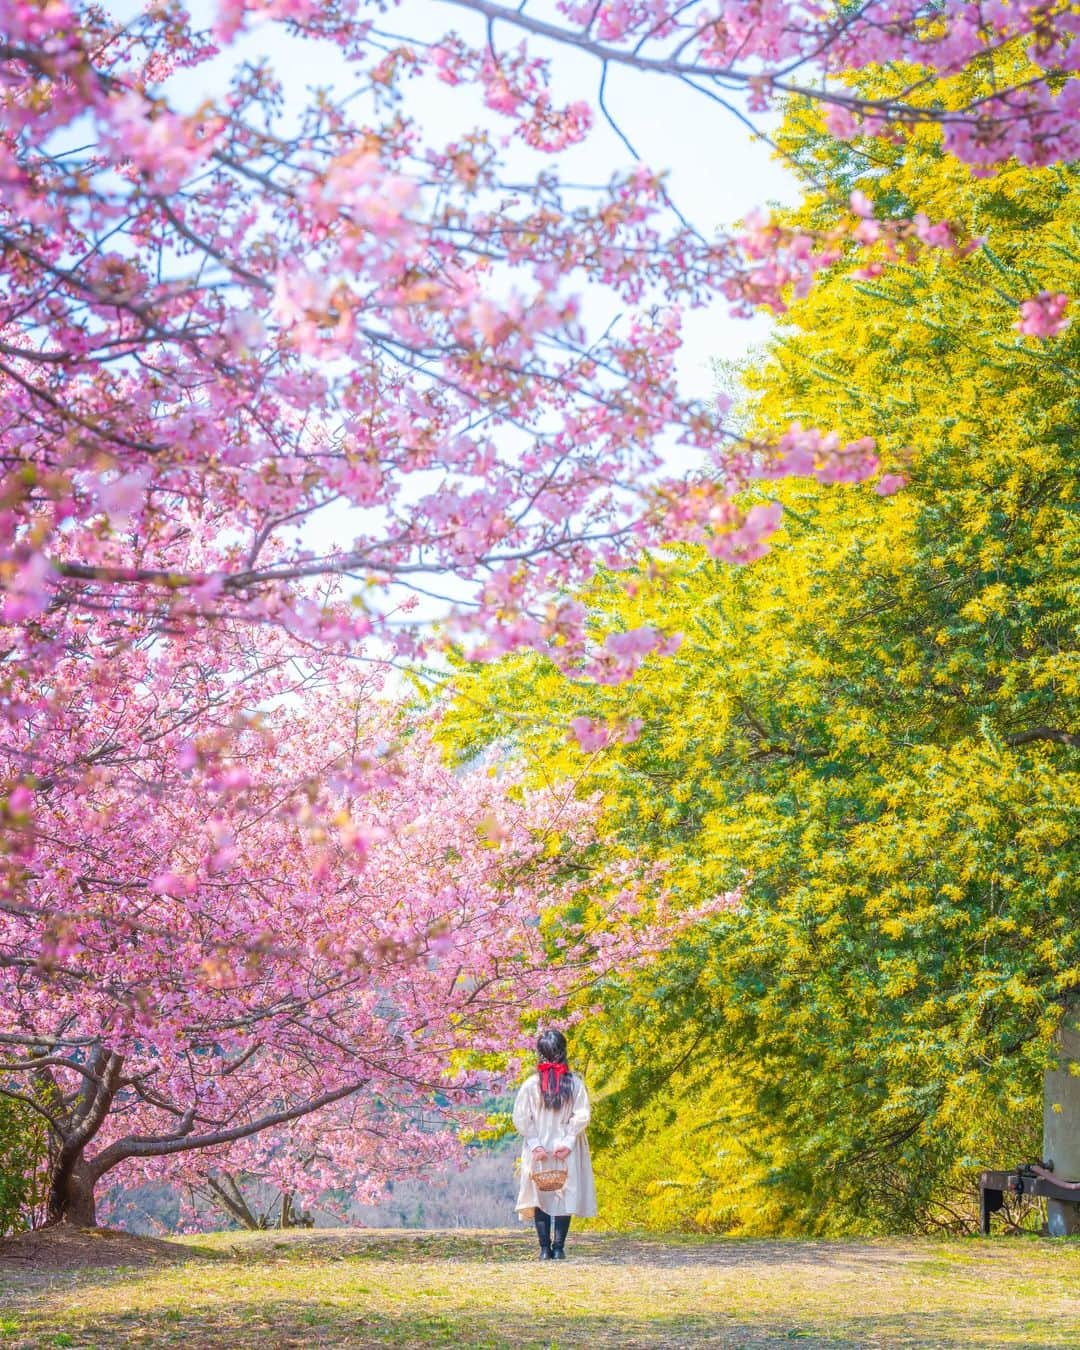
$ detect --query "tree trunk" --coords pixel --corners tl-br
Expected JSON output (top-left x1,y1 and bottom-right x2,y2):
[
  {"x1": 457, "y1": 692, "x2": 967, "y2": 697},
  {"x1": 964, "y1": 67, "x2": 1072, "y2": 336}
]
[
  {"x1": 1043, "y1": 1005, "x2": 1080, "y2": 1237},
  {"x1": 40, "y1": 1046, "x2": 123, "y2": 1228},
  {"x1": 45, "y1": 1153, "x2": 98, "y2": 1227}
]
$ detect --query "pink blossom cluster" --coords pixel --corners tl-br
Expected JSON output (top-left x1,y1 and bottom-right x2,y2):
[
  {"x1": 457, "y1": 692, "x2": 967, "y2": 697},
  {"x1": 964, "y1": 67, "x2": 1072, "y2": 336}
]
[
  {"x1": 570, "y1": 714, "x2": 645, "y2": 751},
  {"x1": 432, "y1": 37, "x2": 594, "y2": 152},
  {"x1": 543, "y1": 0, "x2": 1080, "y2": 170},
  {"x1": 655, "y1": 419, "x2": 883, "y2": 564},
  {"x1": 734, "y1": 194, "x2": 976, "y2": 313},
  {"x1": 1015, "y1": 290, "x2": 1071, "y2": 337},
  {"x1": 758, "y1": 424, "x2": 881, "y2": 487}
]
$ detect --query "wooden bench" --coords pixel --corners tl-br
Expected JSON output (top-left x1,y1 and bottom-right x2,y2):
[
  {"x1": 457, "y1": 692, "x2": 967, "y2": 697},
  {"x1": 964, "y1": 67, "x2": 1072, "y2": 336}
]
[{"x1": 979, "y1": 1163, "x2": 1080, "y2": 1235}]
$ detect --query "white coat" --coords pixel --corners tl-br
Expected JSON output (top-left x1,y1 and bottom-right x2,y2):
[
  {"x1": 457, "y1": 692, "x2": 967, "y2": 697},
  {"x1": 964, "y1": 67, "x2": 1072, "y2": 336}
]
[{"x1": 512, "y1": 1071, "x2": 597, "y2": 1219}]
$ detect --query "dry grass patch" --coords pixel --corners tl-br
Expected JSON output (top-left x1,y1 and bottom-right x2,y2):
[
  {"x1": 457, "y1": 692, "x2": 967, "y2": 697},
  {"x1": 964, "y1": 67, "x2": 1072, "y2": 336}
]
[{"x1": 0, "y1": 1228, "x2": 1078, "y2": 1347}]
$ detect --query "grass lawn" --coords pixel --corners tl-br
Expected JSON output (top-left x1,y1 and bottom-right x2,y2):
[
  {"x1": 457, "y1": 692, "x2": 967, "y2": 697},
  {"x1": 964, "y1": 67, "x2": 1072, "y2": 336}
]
[{"x1": 1, "y1": 1227, "x2": 1079, "y2": 1348}]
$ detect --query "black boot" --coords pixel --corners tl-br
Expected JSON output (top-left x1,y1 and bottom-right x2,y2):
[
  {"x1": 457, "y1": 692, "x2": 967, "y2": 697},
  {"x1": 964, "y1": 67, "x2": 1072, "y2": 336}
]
[
  {"x1": 551, "y1": 1215, "x2": 570, "y2": 1259},
  {"x1": 534, "y1": 1210, "x2": 553, "y2": 1260}
]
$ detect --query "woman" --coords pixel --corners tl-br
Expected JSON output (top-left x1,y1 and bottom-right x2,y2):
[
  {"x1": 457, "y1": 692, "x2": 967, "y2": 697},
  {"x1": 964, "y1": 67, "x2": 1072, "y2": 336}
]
[{"x1": 512, "y1": 1028, "x2": 596, "y2": 1260}]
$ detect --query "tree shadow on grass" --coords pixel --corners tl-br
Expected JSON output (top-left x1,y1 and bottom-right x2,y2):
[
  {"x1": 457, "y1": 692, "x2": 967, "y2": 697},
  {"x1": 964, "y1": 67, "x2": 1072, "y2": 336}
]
[
  {"x1": 5, "y1": 1232, "x2": 1079, "y2": 1348},
  {"x1": 0, "y1": 1227, "x2": 222, "y2": 1302},
  {"x1": 178, "y1": 1229, "x2": 899, "y2": 1266},
  {"x1": 7, "y1": 1294, "x2": 1080, "y2": 1349},
  {"x1": 182, "y1": 1228, "x2": 1064, "y2": 1277},
  {"x1": 0, "y1": 1300, "x2": 847, "y2": 1348}
]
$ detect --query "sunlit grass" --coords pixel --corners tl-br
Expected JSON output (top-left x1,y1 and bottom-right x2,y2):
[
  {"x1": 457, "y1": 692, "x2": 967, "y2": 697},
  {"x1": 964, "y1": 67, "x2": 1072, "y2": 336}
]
[{"x1": 2, "y1": 1229, "x2": 1079, "y2": 1347}]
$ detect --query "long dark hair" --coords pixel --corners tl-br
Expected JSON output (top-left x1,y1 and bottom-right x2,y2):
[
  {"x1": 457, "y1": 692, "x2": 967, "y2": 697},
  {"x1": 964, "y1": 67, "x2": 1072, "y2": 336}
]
[{"x1": 536, "y1": 1028, "x2": 574, "y2": 1111}]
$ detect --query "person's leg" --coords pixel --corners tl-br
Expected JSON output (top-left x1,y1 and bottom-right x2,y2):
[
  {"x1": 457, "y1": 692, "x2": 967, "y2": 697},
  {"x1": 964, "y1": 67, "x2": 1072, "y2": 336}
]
[
  {"x1": 551, "y1": 1214, "x2": 571, "y2": 1258},
  {"x1": 533, "y1": 1208, "x2": 553, "y2": 1259}
]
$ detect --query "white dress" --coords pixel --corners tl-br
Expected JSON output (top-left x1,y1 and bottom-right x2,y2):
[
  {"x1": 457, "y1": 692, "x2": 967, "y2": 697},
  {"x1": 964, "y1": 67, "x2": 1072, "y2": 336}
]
[{"x1": 512, "y1": 1071, "x2": 597, "y2": 1219}]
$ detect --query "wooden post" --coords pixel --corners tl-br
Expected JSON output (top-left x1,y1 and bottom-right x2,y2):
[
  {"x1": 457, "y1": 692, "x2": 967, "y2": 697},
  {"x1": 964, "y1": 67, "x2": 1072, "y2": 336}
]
[{"x1": 1044, "y1": 1008, "x2": 1080, "y2": 1237}]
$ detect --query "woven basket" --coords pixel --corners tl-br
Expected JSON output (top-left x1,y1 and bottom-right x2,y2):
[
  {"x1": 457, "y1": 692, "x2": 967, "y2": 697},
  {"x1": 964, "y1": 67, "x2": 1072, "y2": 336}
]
[{"x1": 530, "y1": 1159, "x2": 569, "y2": 1192}]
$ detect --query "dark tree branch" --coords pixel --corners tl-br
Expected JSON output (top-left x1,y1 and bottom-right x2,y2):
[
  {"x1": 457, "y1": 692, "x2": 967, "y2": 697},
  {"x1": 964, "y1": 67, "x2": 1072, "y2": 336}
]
[
  {"x1": 1005, "y1": 727, "x2": 1080, "y2": 750},
  {"x1": 89, "y1": 1079, "x2": 365, "y2": 1176}
]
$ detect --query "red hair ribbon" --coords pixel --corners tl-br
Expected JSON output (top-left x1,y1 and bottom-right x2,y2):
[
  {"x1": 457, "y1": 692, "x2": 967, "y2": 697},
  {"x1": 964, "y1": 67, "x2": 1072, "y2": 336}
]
[{"x1": 538, "y1": 1061, "x2": 568, "y2": 1095}]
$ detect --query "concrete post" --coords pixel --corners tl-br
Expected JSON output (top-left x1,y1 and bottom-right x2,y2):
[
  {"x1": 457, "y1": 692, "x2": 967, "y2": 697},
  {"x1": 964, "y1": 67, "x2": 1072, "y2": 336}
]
[{"x1": 1044, "y1": 1009, "x2": 1080, "y2": 1237}]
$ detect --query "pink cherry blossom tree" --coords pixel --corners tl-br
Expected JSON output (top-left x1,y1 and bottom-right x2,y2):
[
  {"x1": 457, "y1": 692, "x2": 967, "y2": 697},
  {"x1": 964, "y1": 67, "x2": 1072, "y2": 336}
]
[{"x1": 2, "y1": 623, "x2": 710, "y2": 1225}]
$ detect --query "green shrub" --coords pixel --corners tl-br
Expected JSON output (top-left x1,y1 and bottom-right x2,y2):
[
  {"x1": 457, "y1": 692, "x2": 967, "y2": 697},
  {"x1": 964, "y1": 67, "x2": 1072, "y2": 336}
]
[{"x1": 0, "y1": 1096, "x2": 47, "y2": 1235}]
